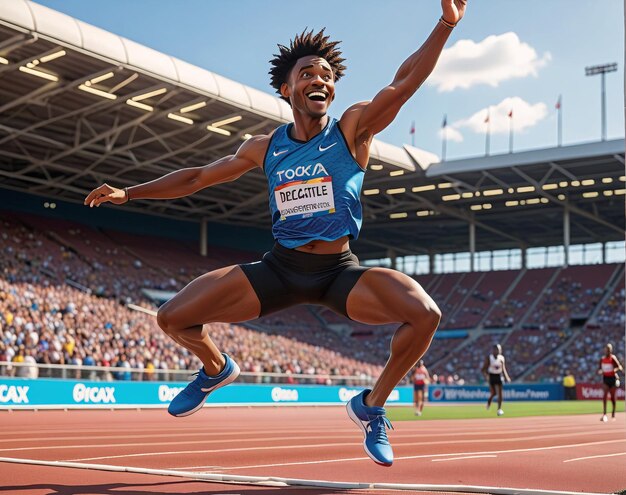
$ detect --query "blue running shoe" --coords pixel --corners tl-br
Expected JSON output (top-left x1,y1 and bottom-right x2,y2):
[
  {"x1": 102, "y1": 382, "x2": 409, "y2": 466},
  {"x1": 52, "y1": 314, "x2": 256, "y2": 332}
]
[
  {"x1": 346, "y1": 389, "x2": 394, "y2": 466},
  {"x1": 168, "y1": 353, "x2": 240, "y2": 417}
]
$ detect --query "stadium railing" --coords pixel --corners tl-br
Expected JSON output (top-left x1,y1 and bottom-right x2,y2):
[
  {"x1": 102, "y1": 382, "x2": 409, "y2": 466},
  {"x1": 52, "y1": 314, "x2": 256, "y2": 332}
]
[{"x1": 0, "y1": 361, "x2": 375, "y2": 387}]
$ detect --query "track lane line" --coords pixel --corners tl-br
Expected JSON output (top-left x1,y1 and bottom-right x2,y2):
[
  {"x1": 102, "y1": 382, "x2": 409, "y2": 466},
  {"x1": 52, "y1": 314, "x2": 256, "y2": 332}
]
[
  {"x1": 563, "y1": 452, "x2": 626, "y2": 463},
  {"x1": 0, "y1": 456, "x2": 613, "y2": 495},
  {"x1": 208, "y1": 439, "x2": 624, "y2": 471},
  {"x1": 60, "y1": 430, "x2": 620, "y2": 462},
  {"x1": 432, "y1": 455, "x2": 498, "y2": 462}
]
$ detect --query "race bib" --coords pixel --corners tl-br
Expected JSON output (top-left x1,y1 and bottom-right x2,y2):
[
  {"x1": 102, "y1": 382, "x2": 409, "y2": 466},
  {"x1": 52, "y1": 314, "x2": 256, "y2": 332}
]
[
  {"x1": 602, "y1": 362, "x2": 615, "y2": 373},
  {"x1": 275, "y1": 176, "x2": 336, "y2": 221}
]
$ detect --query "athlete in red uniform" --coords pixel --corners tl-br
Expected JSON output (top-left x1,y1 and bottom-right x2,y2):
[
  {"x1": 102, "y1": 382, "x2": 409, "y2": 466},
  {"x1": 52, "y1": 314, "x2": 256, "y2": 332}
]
[
  {"x1": 598, "y1": 343, "x2": 623, "y2": 422},
  {"x1": 412, "y1": 359, "x2": 430, "y2": 416}
]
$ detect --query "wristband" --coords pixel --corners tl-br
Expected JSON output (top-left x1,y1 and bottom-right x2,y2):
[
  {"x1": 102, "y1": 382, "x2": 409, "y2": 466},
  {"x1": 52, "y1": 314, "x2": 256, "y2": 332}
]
[
  {"x1": 124, "y1": 187, "x2": 131, "y2": 202},
  {"x1": 439, "y1": 16, "x2": 456, "y2": 29}
]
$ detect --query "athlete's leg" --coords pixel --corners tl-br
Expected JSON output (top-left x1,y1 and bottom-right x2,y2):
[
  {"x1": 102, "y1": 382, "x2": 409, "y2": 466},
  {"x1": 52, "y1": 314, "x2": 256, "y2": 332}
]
[
  {"x1": 496, "y1": 384, "x2": 503, "y2": 409},
  {"x1": 413, "y1": 390, "x2": 418, "y2": 412},
  {"x1": 609, "y1": 387, "x2": 617, "y2": 417},
  {"x1": 345, "y1": 268, "x2": 441, "y2": 407},
  {"x1": 602, "y1": 384, "x2": 609, "y2": 415},
  {"x1": 487, "y1": 383, "x2": 496, "y2": 408},
  {"x1": 157, "y1": 265, "x2": 260, "y2": 374},
  {"x1": 417, "y1": 389, "x2": 425, "y2": 412}
]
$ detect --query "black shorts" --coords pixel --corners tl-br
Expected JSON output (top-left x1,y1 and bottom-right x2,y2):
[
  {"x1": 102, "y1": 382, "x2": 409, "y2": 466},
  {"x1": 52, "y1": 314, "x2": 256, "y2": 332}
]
[
  {"x1": 239, "y1": 242, "x2": 370, "y2": 318},
  {"x1": 489, "y1": 373, "x2": 503, "y2": 386},
  {"x1": 603, "y1": 376, "x2": 617, "y2": 388},
  {"x1": 414, "y1": 384, "x2": 426, "y2": 392}
]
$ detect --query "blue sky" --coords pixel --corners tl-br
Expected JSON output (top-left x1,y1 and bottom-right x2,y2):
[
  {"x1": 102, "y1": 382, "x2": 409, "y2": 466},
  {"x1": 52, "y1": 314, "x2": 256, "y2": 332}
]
[{"x1": 35, "y1": 0, "x2": 624, "y2": 160}]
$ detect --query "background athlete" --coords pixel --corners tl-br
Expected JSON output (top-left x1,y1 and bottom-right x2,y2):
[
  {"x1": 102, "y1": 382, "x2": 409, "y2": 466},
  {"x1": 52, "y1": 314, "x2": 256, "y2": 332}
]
[
  {"x1": 413, "y1": 359, "x2": 431, "y2": 416},
  {"x1": 84, "y1": 0, "x2": 467, "y2": 466},
  {"x1": 599, "y1": 343, "x2": 623, "y2": 422},
  {"x1": 482, "y1": 344, "x2": 511, "y2": 416}
]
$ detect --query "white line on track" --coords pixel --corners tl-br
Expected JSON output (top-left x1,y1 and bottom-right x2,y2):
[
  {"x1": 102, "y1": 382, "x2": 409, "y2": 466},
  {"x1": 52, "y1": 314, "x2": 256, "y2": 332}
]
[
  {"x1": 563, "y1": 452, "x2": 626, "y2": 463},
  {"x1": 62, "y1": 430, "x2": 619, "y2": 462},
  {"x1": 208, "y1": 439, "x2": 624, "y2": 471},
  {"x1": 432, "y1": 455, "x2": 498, "y2": 462},
  {"x1": 0, "y1": 423, "x2": 604, "y2": 443},
  {"x1": 0, "y1": 456, "x2": 613, "y2": 495},
  {"x1": 0, "y1": 424, "x2": 603, "y2": 447}
]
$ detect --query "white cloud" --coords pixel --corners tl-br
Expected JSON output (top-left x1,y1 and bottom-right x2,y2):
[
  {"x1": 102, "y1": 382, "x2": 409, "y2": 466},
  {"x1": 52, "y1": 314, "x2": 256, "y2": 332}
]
[
  {"x1": 428, "y1": 32, "x2": 551, "y2": 92},
  {"x1": 453, "y1": 97, "x2": 547, "y2": 134},
  {"x1": 438, "y1": 126, "x2": 464, "y2": 142}
]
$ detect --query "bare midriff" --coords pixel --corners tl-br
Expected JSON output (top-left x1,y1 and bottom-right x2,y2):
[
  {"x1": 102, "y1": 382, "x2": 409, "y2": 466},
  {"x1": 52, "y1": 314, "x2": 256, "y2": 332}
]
[{"x1": 294, "y1": 236, "x2": 350, "y2": 254}]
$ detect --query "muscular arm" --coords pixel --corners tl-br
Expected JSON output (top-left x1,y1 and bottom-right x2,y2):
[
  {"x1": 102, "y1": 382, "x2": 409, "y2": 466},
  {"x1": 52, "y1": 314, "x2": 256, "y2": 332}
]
[
  {"x1": 481, "y1": 356, "x2": 489, "y2": 378},
  {"x1": 85, "y1": 135, "x2": 268, "y2": 207},
  {"x1": 340, "y1": 0, "x2": 466, "y2": 156},
  {"x1": 613, "y1": 356, "x2": 623, "y2": 372},
  {"x1": 502, "y1": 357, "x2": 511, "y2": 382}
]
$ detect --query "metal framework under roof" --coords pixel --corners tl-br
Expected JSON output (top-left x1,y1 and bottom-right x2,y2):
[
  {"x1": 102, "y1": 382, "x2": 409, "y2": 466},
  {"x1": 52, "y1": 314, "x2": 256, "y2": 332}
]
[{"x1": 0, "y1": 1, "x2": 624, "y2": 260}]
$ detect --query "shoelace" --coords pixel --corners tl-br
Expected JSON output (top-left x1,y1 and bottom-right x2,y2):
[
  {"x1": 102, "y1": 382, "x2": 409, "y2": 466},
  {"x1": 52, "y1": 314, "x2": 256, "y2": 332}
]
[{"x1": 367, "y1": 415, "x2": 394, "y2": 445}]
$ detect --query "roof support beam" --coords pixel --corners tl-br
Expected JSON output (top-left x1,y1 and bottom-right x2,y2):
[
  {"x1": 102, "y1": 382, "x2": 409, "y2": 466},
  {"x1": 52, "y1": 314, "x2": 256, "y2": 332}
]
[{"x1": 512, "y1": 166, "x2": 624, "y2": 235}]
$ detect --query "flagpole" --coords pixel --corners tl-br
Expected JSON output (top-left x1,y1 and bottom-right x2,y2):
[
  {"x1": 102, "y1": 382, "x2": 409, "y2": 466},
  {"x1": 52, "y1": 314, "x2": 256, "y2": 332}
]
[
  {"x1": 557, "y1": 95, "x2": 562, "y2": 147},
  {"x1": 442, "y1": 114, "x2": 447, "y2": 161},
  {"x1": 509, "y1": 111, "x2": 514, "y2": 153},
  {"x1": 485, "y1": 110, "x2": 490, "y2": 156}
]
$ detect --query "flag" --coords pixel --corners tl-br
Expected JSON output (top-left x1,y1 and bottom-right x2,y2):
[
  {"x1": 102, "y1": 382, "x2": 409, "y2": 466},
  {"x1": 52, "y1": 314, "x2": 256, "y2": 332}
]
[
  {"x1": 508, "y1": 109, "x2": 513, "y2": 118},
  {"x1": 442, "y1": 114, "x2": 447, "y2": 128},
  {"x1": 555, "y1": 95, "x2": 561, "y2": 110},
  {"x1": 410, "y1": 121, "x2": 415, "y2": 135},
  {"x1": 484, "y1": 112, "x2": 490, "y2": 123}
]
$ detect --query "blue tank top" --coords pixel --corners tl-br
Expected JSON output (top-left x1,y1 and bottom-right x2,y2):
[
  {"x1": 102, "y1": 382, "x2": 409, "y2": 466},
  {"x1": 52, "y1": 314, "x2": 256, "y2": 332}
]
[{"x1": 264, "y1": 118, "x2": 365, "y2": 249}]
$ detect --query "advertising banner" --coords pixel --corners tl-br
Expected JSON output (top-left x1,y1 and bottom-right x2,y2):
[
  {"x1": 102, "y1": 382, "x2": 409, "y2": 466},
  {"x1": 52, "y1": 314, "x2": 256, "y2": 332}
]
[
  {"x1": 428, "y1": 383, "x2": 563, "y2": 402},
  {"x1": 0, "y1": 379, "x2": 412, "y2": 409},
  {"x1": 575, "y1": 382, "x2": 625, "y2": 400}
]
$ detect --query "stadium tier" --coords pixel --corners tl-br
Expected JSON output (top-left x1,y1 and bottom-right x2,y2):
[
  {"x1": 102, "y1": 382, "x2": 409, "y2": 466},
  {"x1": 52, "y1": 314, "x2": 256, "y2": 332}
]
[{"x1": 1, "y1": 209, "x2": 623, "y2": 386}]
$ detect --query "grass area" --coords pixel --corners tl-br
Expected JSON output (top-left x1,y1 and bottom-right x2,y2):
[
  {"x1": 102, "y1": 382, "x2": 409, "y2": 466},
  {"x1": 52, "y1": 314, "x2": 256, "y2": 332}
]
[{"x1": 387, "y1": 401, "x2": 625, "y2": 421}]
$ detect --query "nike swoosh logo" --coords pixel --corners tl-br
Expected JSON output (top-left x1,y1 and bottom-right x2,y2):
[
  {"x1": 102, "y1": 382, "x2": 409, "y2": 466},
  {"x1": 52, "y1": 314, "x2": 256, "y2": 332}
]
[
  {"x1": 318, "y1": 142, "x2": 337, "y2": 152},
  {"x1": 273, "y1": 149, "x2": 288, "y2": 156}
]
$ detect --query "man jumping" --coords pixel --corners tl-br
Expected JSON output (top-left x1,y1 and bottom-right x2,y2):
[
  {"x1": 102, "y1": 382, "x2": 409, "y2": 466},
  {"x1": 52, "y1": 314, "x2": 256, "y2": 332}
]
[{"x1": 85, "y1": 0, "x2": 467, "y2": 466}]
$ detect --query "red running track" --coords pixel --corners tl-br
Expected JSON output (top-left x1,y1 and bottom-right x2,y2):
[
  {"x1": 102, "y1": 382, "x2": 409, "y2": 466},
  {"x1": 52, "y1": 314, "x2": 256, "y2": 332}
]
[{"x1": 0, "y1": 407, "x2": 624, "y2": 494}]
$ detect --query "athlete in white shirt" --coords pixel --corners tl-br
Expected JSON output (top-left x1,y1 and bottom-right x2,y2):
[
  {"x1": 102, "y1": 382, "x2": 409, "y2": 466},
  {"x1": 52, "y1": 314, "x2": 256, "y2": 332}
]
[{"x1": 481, "y1": 344, "x2": 511, "y2": 416}]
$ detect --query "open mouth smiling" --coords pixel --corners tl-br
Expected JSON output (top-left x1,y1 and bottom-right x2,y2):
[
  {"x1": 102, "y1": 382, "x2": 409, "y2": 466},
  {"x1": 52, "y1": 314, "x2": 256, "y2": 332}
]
[{"x1": 306, "y1": 91, "x2": 328, "y2": 102}]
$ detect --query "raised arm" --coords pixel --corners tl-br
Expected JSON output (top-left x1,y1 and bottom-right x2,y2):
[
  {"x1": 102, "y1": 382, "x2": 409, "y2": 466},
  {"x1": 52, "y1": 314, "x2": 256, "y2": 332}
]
[
  {"x1": 84, "y1": 135, "x2": 268, "y2": 207},
  {"x1": 341, "y1": 0, "x2": 466, "y2": 149}
]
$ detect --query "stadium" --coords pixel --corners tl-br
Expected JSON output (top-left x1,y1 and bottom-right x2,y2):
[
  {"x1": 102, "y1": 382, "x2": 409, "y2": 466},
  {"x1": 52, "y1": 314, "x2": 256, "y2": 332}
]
[{"x1": 0, "y1": 1, "x2": 624, "y2": 494}]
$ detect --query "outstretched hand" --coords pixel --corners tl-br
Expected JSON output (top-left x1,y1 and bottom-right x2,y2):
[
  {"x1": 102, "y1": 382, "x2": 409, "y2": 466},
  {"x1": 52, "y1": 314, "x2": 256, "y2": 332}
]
[
  {"x1": 441, "y1": 0, "x2": 467, "y2": 25},
  {"x1": 84, "y1": 183, "x2": 128, "y2": 207}
]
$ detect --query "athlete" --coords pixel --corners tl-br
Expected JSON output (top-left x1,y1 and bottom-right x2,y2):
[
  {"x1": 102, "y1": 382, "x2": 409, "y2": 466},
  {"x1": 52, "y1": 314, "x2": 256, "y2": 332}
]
[
  {"x1": 84, "y1": 0, "x2": 467, "y2": 466},
  {"x1": 413, "y1": 359, "x2": 430, "y2": 416},
  {"x1": 598, "y1": 343, "x2": 623, "y2": 422},
  {"x1": 481, "y1": 344, "x2": 511, "y2": 416}
]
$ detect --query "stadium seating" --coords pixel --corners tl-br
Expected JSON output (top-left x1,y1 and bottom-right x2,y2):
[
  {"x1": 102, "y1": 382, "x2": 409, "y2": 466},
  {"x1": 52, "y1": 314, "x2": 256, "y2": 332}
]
[{"x1": 1, "y1": 209, "x2": 623, "y2": 386}]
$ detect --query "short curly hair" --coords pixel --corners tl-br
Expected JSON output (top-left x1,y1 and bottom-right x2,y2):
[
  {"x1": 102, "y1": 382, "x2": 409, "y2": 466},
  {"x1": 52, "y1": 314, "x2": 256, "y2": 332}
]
[{"x1": 269, "y1": 28, "x2": 346, "y2": 103}]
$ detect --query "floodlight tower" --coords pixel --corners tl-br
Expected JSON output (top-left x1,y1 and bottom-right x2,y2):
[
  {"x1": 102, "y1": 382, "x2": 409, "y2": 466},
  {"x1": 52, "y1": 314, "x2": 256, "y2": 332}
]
[{"x1": 585, "y1": 63, "x2": 617, "y2": 141}]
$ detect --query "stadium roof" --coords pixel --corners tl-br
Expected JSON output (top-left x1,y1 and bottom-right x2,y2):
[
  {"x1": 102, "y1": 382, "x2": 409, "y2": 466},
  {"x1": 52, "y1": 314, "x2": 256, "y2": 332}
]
[{"x1": 0, "y1": 1, "x2": 624, "y2": 260}]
